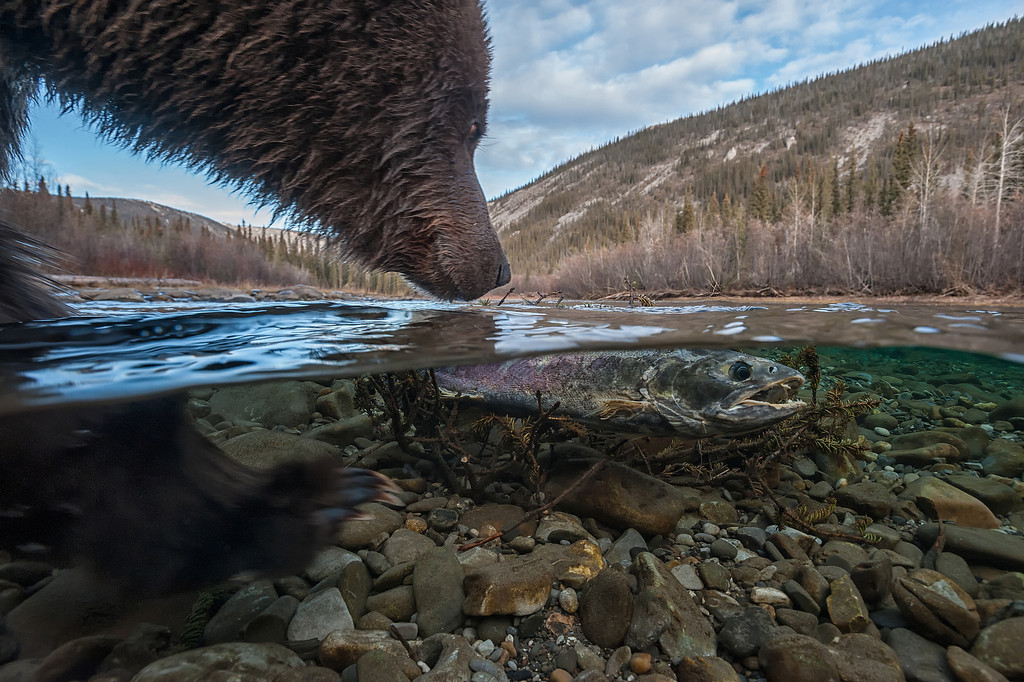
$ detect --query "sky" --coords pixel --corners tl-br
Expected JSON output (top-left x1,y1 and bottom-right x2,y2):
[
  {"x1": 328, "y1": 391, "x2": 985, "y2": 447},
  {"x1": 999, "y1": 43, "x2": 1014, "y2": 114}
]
[{"x1": 18, "y1": 0, "x2": 1023, "y2": 227}]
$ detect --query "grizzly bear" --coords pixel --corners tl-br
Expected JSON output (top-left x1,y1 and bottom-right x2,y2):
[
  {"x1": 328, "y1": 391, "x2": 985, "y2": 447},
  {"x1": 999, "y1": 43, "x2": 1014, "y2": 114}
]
[
  {"x1": 0, "y1": 0, "x2": 502, "y2": 598},
  {"x1": 0, "y1": 0, "x2": 510, "y2": 303}
]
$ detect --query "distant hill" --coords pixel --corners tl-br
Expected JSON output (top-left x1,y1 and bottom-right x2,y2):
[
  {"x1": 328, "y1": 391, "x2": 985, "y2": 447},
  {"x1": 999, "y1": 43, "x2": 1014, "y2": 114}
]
[
  {"x1": 1, "y1": 188, "x2": 413, "y2": 295},
  {"x1": 489, "y1": 18, "x2": 1024, "y2": 297},
  {"x1": 69, "y1": 196, "x2": 238, "y2": 240}
]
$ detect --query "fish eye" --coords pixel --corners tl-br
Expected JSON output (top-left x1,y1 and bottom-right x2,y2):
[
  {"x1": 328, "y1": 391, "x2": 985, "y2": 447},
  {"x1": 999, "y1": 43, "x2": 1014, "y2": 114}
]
[
  {"x1": 768, "y1": 365, "x2": 778, "y2": 374},
  {"x1": 729, "y1": 361, "x2": 753, "y2": 381}
]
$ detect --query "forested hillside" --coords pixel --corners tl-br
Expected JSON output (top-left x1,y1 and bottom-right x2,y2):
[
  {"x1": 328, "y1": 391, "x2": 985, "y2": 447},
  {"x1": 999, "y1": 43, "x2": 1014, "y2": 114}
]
[
  {"x1": 0, "y1": 185, "x2": 413, "y2": 294},
  {"x1": 490, "y1": 18, "x2": 1024, "y2": 298}
]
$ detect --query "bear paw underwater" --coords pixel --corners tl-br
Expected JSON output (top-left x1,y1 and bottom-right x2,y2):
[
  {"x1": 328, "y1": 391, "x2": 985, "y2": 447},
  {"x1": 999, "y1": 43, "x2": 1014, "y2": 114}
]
[{"x1": 0, "y1": 396, "x2": 401, "y2": 593}]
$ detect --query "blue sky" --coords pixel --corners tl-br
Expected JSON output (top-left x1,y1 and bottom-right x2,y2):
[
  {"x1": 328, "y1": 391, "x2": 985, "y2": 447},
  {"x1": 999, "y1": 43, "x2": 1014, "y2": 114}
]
[{"x1": 18, "y1": 0, "x2": 1022, "y2": 226}]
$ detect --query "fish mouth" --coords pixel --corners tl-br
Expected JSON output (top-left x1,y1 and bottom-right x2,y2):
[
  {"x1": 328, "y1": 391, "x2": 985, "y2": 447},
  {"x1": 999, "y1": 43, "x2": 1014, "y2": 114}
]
[{"x1": 728, "y1": 375, "x2": 806, "y2": 415}]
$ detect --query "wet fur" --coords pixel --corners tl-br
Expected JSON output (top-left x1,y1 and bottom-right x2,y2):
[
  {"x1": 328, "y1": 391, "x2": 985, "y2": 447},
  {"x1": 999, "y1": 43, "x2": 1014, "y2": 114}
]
[{"x1": 0, "y1": 0, "x2": 509, "y2": 299}]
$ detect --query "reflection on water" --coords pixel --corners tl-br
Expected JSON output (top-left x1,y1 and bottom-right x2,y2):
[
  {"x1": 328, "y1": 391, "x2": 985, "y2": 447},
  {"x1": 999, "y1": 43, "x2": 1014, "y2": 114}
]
[{"x1": 1, "y1": 298, "x2": 1023, "y2": 414}]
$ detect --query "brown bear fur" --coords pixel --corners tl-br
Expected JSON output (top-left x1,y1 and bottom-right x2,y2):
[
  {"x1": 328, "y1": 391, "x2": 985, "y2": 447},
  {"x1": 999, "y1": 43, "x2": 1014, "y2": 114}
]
[{"x1": 0, "y1": 0, "x2": 510, "y2": 301}]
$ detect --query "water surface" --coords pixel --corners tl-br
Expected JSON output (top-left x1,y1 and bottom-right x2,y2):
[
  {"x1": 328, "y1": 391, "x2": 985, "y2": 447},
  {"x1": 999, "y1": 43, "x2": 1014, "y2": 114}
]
[{"x1": 1, "y1": 297, "x2": 1022, "y2": 414}]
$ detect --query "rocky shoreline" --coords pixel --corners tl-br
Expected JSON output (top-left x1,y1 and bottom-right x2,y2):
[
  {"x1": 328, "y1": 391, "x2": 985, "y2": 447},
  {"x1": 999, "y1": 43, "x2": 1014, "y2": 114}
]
[{"x1": 3, "y1": 349, "x2": 1024, "y2": 681}]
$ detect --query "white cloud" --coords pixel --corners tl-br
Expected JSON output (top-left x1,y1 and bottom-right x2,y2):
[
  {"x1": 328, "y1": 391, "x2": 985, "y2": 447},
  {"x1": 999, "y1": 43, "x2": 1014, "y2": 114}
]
[
  {"x1": 477, "y1": 0, "x2": 1021, "y2": 198},
  {"x1": 55, "y1": 173, "x2": 123, "y2": 195}
]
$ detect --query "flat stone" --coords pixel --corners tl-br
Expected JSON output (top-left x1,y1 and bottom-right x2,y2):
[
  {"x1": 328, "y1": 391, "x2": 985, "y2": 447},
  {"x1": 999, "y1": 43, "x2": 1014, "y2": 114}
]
[
  {"x1": 220, "y1": 430, "x2": 339, "y2": 470},
  {"x1": 893, "y1": 568, "x2": 979, "y2": 648},
  {"x1": 945, "y1": 474, "x2": 1021, "y2": 515},
  {"x1": 718, "y1": 606, "x2": 776, "y2": 658},
  {"x1": 890, "y1": 442, "x2": 965, "y2": 466},
  {"x1": 335, "y1": 503, "x2": 405, "y2": 549},
  {"x1": 356, "y1": 648, "x2": 417, "y2": 682},
  {"x1": 826, "y1": 633, "x2": 904, "y2": 682},
  {"x1": 981, "y1": 440, "x2": 1024, "y2": 478},
  {"x1": 287, "y1": 587, "x2": 354, "y2": 641},
  {"x1": 819, "y1": 540, "x2": 871, "y2": 569},
  {"x1": 826, "y1": 574, "x2": 871, "y2": 634},
  {"x1": 917, "y1": 524, "x2": 1024, "y2": 572},
  {"x1": 544, "y1": 460, "x2": 698, "y2": 535},
  {"x1": 836, "y1": 480, "x2": 896, "y2": 518},
  {"x1": 850, "y1": 556, "x2": 894, "y2": 607},
  {"x1": 320, "y1": 630, "x2": 407, "y2": 671},
  {"x1": 580, "y1": 568, "x2": 634, "y2": 649},
  {"x1": 303, "y1": 414, "x2": 374, "y2": 448},
  {"x1": 934, "y1": 552, "x2": 980, "y2": 598},
  {"x1": 889, "y1": 431, "x2": 970, "y2": 460},
  {"x1": 463, "y1": 558, "x2": 553, "y2": 617},
  {"x1": 671, "y1": 563, "x2": 704, "y2": 591},
  {"x1": 306, "y1": 547, "x2": 362, "y2": 583},
  {"x1": 414, "y1": 547, "x2": 466, "y2": 637},
  {"x1": 534, "y1": 539, "x2": 606, "y2": 588},
  {"x1": 210, "y1": 380, "x2": 319, "y2": 429},
  {"x1": 204, "y1": 580, "x2": 278, "y2": 645},
  {"x1": 242, "y1": 595, "x2": 299, "y2": 643},
  {"x1": 536, "y1": 512, "x2": 595, "y2": 544},
  {"x1": 758, "y1": 633, "x2": 840, "y2": 682},
  {"x1": 781, "y1": 580, "x2": 819, "y2": 615},
  {"x1": 886, "y1": 627, "x2": 954, "y2": 682},
  {"x1": 365, "y1": 585, "x2": 416, "y2": 622},
  {"x1": 459, "y1": 504, "x2": 536, "y2": 540},
  {"x1": 415, "y1": 633, "x2": 475, "y2": 681},
  {"x1": 605, "y1": 528, "x2": 648, "y2": 567},
  {"x1": 900, "y1": 477, "x2": 999, "y2": 529},
  {"x1": 381, "y1": 528, "x2": 438, "y2": 565},
  {"x1": 33, "y1": 635, "x2": 120, "y2": 682},
  {"x1": 625, "y1": 552, "x2": 716, "y2": 665},
  {"x1": 947, "y1": 645, "x2": 1011, "y2": 682},
  {"x1": 675, "y1": 655, "x2": 742, "y2": 682},
  {"x1": 337, "y1": 560, "x2": 373, "y2": 620},
  {"x1": 134, "y1": 643, "x2": 304, "y2": 681},
  {"x1": 970, "y1": 616, "x2": 1024, "y2": 679}
]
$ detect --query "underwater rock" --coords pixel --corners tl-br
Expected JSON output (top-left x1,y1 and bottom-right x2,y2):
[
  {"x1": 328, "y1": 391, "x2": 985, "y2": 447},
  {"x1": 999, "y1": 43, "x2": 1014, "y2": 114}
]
[
  {"x1": 413, "y1": 547, "x2": 466, "y2": 638},
  {"x1": 463, "y1": 554, "x2": 554, "y2": 617},
  {"x1": 917, "y1": 524, "x2": 1024, "y2": 572},
  {"x1": 826, "y1": 574, "x2": 871, "y2": 634},
  {"x1": 318, "y1": 630, "x2": 408, "y2": 671},
  {"x1": 580, "y1": 568, "x2": 634, "y2": 649},
  {"x1": 825, "y1": 633, "x2": 904, "y2": 682},
  {"x1": 134, "y1": 642, "x2": 305, "y2": 681},
  {"x1": 758, "y1": 632, "x2": 840, "y2": 682},
  {"x1": 893, "y1": 568, "x2": 979, "y2": 648},
  {"x1": 885, "y1": 627, "x2": 953, "y2": 682},
  {"x1": 287, "y1": 588, "x2": 354, "y2": 641},
  {"x1": 209, "y1": 380, "x2": 320, "y2": 429},
  {"x1": 545, "y1": 460, "x2": 699, "y2": 535},
  {"x1": 220, "y1": 430, "x2": 340, "y2": 470},
  {"x1": 982, "y1": 440, "x2": 1024, "y2": 478},
  {"x1": 835, "y1": 480, "x2": 897, "y2": 518},
  {"x1": 889, "y1": 431, "x2": 970, "y2": 460},
  {"x1": 899, "y1": 477, "x2": 1000, "y2": 528},
  {"x1": 626, "y1": 552, "x2": 716, "y2": 664},
  {"x1": 970, "y1": 617, "x2": 1024, "y2": 680},
  {"x1": 944, "y1": 474, "x2": 1022, "y2": 515}
]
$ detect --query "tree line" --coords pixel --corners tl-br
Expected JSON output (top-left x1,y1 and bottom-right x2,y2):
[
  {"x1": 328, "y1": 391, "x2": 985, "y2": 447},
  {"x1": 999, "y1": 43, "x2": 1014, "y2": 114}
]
[{"x1": 0, "y1": 182, "x2": 413, "y2": 295}]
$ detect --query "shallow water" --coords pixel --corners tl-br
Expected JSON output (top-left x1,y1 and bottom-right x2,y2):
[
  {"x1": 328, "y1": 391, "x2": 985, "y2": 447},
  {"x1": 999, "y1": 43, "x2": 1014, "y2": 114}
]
[{"x1": 1, "y1": 297, "x2": 1023, "y2": 414}]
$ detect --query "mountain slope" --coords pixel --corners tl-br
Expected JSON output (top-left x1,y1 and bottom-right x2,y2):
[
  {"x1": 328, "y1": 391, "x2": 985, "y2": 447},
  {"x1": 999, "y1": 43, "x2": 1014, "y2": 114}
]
[{"x1": 488, "y1": 18, "x2": 1024, "y2": 296}]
